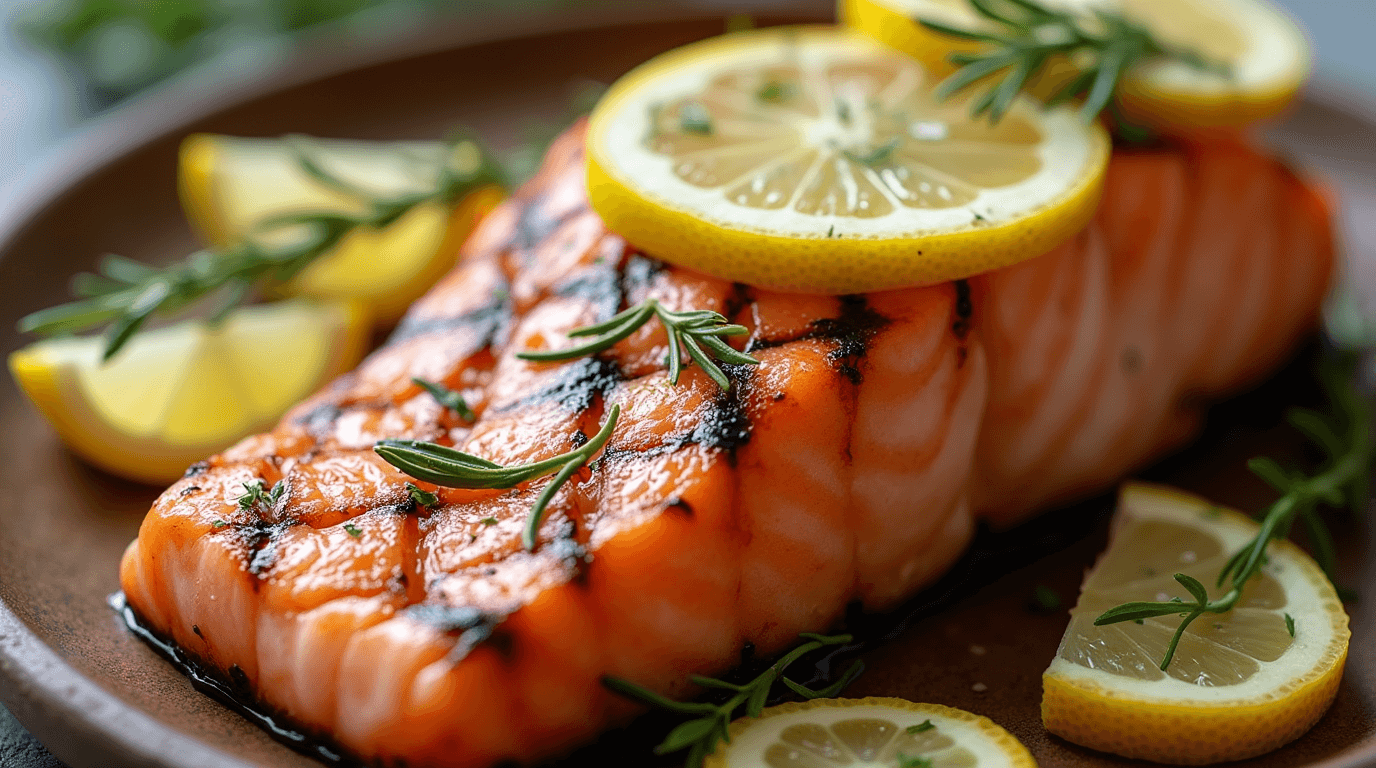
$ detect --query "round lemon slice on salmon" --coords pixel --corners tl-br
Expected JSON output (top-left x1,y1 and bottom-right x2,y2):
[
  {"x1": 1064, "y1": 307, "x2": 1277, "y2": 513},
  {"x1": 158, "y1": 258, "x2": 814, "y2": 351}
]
[
  {"x1": 8, "y1": 300, "x2": 368, "y2": 485},
  {"x1": 843, "y1": 0, "x2": 1310, "y2": 132},
  {"x1": 180, "y1": 134, "x2": 504, "y2": 323},
  {"x1": 586, "y1": 26, "x2": 1108, "y2": 294},
  {"x1": 1043, "y1": 483, "x2": 1349, "y2": 764},
  {"x1": 705, "y1": 697, "x2": 1036, "y2": 767}
]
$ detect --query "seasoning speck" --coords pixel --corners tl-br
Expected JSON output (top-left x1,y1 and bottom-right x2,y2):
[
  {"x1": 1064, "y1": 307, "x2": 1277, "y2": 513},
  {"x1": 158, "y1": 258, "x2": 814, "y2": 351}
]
[{"x1": 971, "y1": 682, "x2": 988, "y2": 692}]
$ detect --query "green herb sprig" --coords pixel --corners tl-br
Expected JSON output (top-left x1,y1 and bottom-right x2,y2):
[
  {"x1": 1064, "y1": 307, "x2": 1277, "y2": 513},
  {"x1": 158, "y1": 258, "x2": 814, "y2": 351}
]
[
  {"x1": 1094, "y1": 357, "x2": 1370, "y2": 670},
  {"x1": 238, "y1": 479, "x2": 285, "y2": 513},
  {"x1": 517, "y1": 299, "x2": 759, "y2": 391},
  {"x1": 412, "y1": 377, "x2": 475, "y2": 421},
  {"x1": 18, "y1": 133, "x2": 503, "y2": 362},
  {"x1": 374, "y1": 404, "x2": 619, "y2": 550},
  {"x1": 919, "y1": 0, "x2": 1228, "y2": 124},
  {"x1": 604, "y1": 632, "x2": 863, "y2": 768}
]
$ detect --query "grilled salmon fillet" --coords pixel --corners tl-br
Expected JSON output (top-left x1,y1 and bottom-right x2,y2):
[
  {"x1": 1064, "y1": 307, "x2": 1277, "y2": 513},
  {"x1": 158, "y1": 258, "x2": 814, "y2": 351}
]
[{"x1": 120, "y1": 122, "x2": 1333, "y2": 767}]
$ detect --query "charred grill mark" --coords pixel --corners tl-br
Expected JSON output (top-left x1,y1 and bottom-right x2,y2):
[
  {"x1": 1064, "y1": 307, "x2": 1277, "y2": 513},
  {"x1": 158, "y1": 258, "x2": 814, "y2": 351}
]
[
  {"x1": 180, "y1": 485, "x2": 202, "y2": 497},
  {"x1": 191, "y1": 624, "x2": 203, "y2": 638},
  {"x1": 687, "y1": 365, "x2": 754, "y2": 453},
  {"x1": 551, "y1": 260, "x2": 622, "y2": 322},
  {"x1": 618, "y1": 253, "x2": 668, "y2": 304},
  {"x1": 184, "y1": 461, "x2": 210, "y2": 478},
  {"x1": 952, "y1": 279, "x2": 973, "y2": 340},
  {"x1": 388, "y1": 298, "x2": 512, "y2": 347},
  {"x1": 295, "y1": 404, "x2": 343, "y2": 438},
  {"x1": 404, "y1": 603, "x2": 505, "y2": 658},
  {"x1": 810, "y1": 295, "x2": 891, "y2": 385},
  {"x1": 744, "y1": 295, "x2": 891, "y2": 385},
  {"x1": 665, "y1": 496, "x2": 693, "y2": 517},
  {"x1": 953, "y1": 280, "x2": 973, "y2": 367},
  {"x1": 726, "y1": 283, "x2": 755, "y2": 321},
  {"x1": 495, "y1": 356, "x2": 625, "y2": 414}
]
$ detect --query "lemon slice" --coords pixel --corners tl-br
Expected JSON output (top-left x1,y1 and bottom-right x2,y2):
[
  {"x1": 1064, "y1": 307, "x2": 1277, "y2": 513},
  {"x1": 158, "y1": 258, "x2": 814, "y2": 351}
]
[
  {"x1": 1043, "y1": 483, "x2": 1349, "y2": 764},
  {"x1": 843, "y1": 0, "x2": 1310, "y2": 132},
  {"x1": 586, "y1": 26, "x2": 1108, "y2": 294},
  {"x1": 705, "y1": 697, "x2": 1036, "y2": 767},
  {"x1": 8, "y1": 300, "x2": 368, "y2": 485},
  {"x1": 180, "y1": 134, "x2": 504, "y2": 323}
]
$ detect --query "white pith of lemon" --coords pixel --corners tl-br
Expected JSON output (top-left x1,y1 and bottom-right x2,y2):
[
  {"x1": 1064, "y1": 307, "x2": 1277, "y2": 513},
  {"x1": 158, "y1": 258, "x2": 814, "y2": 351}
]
[
  {"x1": 1042, "y1": 482, "x2": 1349, "y2": 764},
  {"x1": 704, "y1": 697, "x2": 1037, "y2": 768},
  {"x1": 843, "y1": 0, "x2": 1310, "y2": 132},
  {"x1": 8, "y1": 300, "x2": 368, "y2": 485},
  {"x1": 586, "y1": 25, "x2": 1109, "y2": 294},
  {"x1": 179, "y1": 134, "x2": 504, "y2": 323}
]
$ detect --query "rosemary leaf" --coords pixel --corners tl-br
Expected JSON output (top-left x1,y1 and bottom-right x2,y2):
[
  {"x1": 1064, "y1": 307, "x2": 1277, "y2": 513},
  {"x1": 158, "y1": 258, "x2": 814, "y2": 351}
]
[{"x1": 517, "y1": 298, "x2": 758, "y2": 391}]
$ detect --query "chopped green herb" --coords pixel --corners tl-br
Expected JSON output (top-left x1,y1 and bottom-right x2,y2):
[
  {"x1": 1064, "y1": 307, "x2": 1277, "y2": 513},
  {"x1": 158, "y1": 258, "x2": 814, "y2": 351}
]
[
  {"x1": 211, "y1": 520, "x2": 227, "y2": 529},
  {"x1": 679, "y1": 102, "x2": 713, "y2": 135},
  {"x1": 1285, "y1": 613, "x2": 1295, "y2": 637},
  {"x1": 906, "y1": 720, "x2": 935, "y2": 735},
  {"x1": 237, "y1": 479, "x2": 285, "y2": 512},
  {"x1": 412, "y1": 377, "x2": 475, "y2": 421},
  {"x1": 898, "y1": 753, "x2": 934, "y2": 768},
  {"x1": 344, "y1": 523, "x2": 362, "y2": 538},
  {"x1": 842, "y1": 138, "x2": 899, "y2": 168},
  {"x1": 480, "y1": 517, "x2": 498, "y2": 526},
  {"x1": 756, "y1": 80, "x2": 795, "y2": 103},
  {"x1": 407, "y1": 483, "x2": 439, "y2": 508},
  {"x1": 1031, "y1": 585, "x2": 1062, "y2": 611}
]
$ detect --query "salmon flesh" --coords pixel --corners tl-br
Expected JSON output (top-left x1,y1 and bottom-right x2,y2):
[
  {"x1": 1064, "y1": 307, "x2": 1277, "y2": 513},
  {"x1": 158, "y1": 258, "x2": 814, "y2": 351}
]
[{"x1": 120, "y1": 122, "x2": 1334, "y2": 766}]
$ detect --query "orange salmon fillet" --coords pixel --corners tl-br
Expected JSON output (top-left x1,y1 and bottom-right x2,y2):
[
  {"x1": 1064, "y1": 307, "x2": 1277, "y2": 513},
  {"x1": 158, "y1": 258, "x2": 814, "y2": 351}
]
[{"x1": 119, "y1": 122, "x2": 1333, "y2": 767}]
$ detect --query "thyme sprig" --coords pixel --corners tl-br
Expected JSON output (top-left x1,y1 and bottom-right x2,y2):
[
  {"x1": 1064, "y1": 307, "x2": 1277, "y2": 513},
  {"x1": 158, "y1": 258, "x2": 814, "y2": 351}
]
[
  {"x1": 18, "y1": 132, "x2": 503, "y2": 362},
  {"x1": 604, "y1": 632, "x2": 863, "y2": 768},
  {"x1": 919, "y1": 0, "x2": 1228, "y2": 124},
  {"x1": 517, "y1": 298, "x2": 759, "y2": 391},
  {"x1": 1094, "y1": 357, "x2": 1371, "y2": 670},
  {"x1": 374, "y1": 404, "x2": 619, "y2": 550}
]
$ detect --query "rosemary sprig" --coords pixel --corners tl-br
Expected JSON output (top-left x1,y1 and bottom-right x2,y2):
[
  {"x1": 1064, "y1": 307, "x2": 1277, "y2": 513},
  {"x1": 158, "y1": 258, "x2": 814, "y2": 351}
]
[
  {"x1": 516, "y1": 299, "x2": 759, "y2": 391},
  {"x1": 604, "y1": 632, "x2": 864, "y2": 768},
  {"x1": 374, "y1": 404, "x2": 619, "y2": 550},
  {"x1": 919, "y1": 0, "x2": 1228, "y2": 123},
  {"x1": 17, "y1": 132, "x2": 503, "y2": 362},
  {"x1": 1094, "y1": 356, "x2": 1371, "y2": 670}
]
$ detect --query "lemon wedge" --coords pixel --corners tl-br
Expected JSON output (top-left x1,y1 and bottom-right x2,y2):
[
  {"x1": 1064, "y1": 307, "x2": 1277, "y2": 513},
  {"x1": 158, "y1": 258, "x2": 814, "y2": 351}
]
[
  {"x1": 1043, "y1": 483, "x2": 1349, "y2": 764},
  {"x1": 586, "y1": 26, "x2": 1108, "y2": 294},
  {"x1": 8, "y1": 300, "x2": 368, "y2": 485},
  {"x1": 843, "y1": 0, "x2": 1310, "y2": 132},
  {"x1": 705, "y1": 697, "x2": 1036, "y2": 767},
  {"x1": 179, "y1": 134, "x2": 504, "y2": 323}
]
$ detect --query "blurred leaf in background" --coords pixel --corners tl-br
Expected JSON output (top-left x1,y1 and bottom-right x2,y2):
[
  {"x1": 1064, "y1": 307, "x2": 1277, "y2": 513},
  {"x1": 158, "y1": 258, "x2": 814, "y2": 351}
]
[{"x1": 17, "y1": 0, "x2": 563, "y2": 107}]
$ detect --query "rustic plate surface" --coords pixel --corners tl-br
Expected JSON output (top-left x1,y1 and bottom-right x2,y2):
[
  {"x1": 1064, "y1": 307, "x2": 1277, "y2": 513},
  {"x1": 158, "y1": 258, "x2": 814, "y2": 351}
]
[{"x1": 0, "y1": 5, "x2": 1374, "y2": 768}]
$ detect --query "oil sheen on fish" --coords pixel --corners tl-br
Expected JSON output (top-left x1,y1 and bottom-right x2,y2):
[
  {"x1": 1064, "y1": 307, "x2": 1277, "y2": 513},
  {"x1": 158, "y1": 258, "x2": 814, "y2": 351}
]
[{"x1": 119, "y1": 122, "x2": 1333, "y2": 767}]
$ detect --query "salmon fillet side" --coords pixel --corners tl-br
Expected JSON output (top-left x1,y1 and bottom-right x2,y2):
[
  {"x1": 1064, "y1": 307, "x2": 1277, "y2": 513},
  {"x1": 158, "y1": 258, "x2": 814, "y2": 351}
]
[{"x1": 120, "y1": 121, "x2": 1333, "y2": 767}]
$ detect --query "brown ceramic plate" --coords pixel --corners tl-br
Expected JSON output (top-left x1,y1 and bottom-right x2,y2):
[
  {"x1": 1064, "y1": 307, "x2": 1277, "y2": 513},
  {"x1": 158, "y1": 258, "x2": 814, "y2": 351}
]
[{"x1": 1, "y1": 4, "x2": 1374, "y2": 767}]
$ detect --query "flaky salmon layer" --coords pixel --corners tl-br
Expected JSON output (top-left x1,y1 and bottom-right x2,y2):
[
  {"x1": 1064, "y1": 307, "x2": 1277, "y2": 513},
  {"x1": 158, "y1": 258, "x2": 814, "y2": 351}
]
[{"x1": 120, "y1": 122, "x2": 1332, "y2": 767}]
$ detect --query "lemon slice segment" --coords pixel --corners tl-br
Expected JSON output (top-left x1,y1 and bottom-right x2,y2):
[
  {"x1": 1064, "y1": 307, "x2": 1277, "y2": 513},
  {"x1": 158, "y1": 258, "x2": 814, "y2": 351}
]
[
  {"x1": 180, "y1": 134, "x2": 504, "y2": 322},
  {"x1": 587, "y1": 26, "x2": 1108, "y2": 294},
  {"x1": 1043, "y1": 483, "x2": 1349, "y2": 764},
  {"x1": 843, "y1": 0, "x2": 1310, "y2": 132},
  {"x1": 705, "y1": 697, "x2": 1036, "y2": 767},
  {"x1": 8, "y1": 300, "x2": 368, "y2": 485}
]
